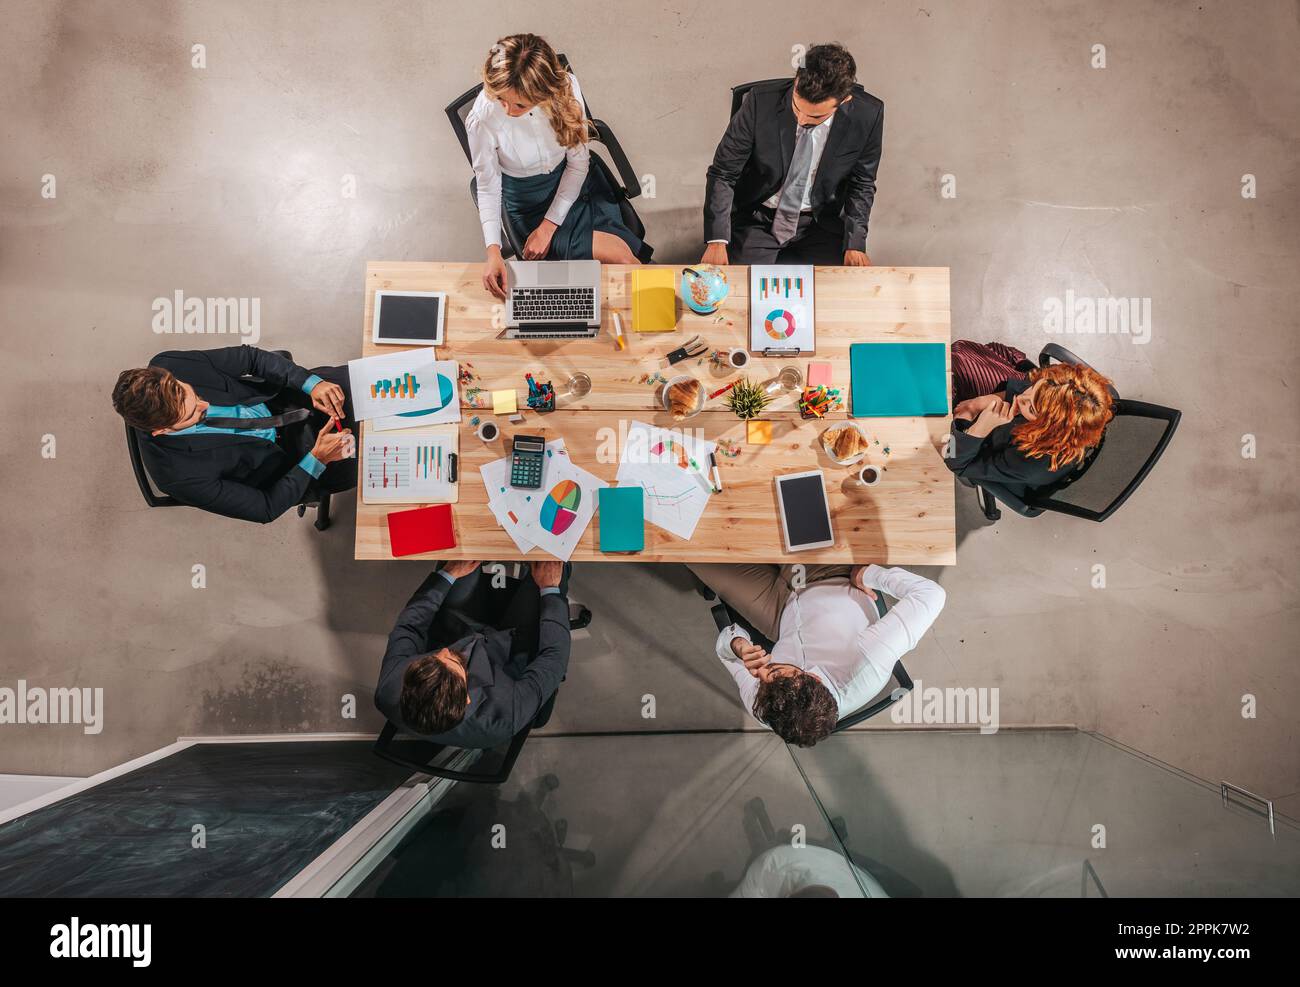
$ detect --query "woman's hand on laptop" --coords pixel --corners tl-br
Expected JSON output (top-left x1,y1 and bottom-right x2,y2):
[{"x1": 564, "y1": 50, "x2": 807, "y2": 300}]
[
  {"x1": 483, "y1": 246, "x2": 508, "y2": 300},
  {"x1": 523, "y1": 220, "x2": 557, "y2": 260}
]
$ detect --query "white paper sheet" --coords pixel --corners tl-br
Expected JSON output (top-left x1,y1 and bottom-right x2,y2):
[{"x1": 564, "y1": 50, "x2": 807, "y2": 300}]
[
  {"x1": 749, "y1": 264, "x2": 816, "y2": 354},
  {"x1": 347, "y1": 350, "x2": 461, "y2": 424},
  {"x1": 614, "y1": 421, "x2": 717, "y2": 541}
]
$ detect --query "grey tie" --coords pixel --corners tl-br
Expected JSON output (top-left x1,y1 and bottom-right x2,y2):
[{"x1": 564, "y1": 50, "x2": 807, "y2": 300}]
[{"x1": 771, "y1": 124, "x2": 816, "y2": 245}]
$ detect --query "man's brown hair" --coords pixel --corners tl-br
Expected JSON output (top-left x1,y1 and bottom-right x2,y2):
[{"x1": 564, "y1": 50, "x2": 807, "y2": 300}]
[
  {"x1": 753, "y1": 674, "x2": 839, "y2": 747},
  {"x1": 112, "y1": 367, "x2": 185, "y2": 431},
  {"x1": 400, "y1": 652, "x2": 469, "y2": 735},
  {"x1": 794, "y1": 43, "x2": 858, "y2": 105}
]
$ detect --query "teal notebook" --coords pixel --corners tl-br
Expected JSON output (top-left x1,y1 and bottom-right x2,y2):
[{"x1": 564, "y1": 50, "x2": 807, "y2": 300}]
[
  {"x1": 599, "y1": 486, "x2": 644, "y2": 552},
  {"x1": 849, "y1": 342, "x2": 949, "y2": 417}
]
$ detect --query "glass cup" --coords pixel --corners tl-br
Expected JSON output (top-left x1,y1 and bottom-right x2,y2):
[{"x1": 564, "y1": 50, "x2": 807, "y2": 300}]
[{"x1": 564, "y1": 372, "x2": 592, "y2": 399}]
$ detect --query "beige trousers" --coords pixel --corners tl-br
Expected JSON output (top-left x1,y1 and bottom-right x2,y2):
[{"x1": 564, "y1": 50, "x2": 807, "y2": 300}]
[{"x1": 687, "y1": 564, "x2": 853, "y2": 641}]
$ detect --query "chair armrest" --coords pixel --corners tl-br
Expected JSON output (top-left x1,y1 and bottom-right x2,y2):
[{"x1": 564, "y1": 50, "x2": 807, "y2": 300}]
[{"x1": 589, "y1": 118, "x2": 641, "y2": 200}]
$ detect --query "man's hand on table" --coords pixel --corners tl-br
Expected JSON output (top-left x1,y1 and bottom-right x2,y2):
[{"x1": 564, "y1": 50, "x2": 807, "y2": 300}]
[
  {"x1": 532, "y1": 561, "x2": 564, "y2": 591},
  {"x1": 442, "y1": 560, "x2": 482, "y2": 580}
]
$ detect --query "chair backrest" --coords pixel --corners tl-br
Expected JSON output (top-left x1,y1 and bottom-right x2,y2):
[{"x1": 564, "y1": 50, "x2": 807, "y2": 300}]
[
  {"x1": 729, "y1": 78, "x2": 869, "y2": 120},
  {"x1": 124, "y1": 423, "x2": 181, "y2": 508},
  {"x1": 1027, "y1": 399, "x2": 1180, "y2": 522}
]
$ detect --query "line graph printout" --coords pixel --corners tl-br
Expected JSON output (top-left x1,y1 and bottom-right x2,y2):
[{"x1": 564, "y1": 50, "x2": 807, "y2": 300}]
[{"x1": 615, "y1": 420, "x2": 716, "y2": 540}]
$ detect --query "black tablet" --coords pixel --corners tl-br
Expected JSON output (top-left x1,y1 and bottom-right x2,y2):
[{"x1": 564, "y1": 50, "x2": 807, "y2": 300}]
[
  {"x1": 373, "y1": 290, "x2": 446, "y2": 346},
  {"x1": 775, "y1": 470, "x2": 835, "y2": 552}
]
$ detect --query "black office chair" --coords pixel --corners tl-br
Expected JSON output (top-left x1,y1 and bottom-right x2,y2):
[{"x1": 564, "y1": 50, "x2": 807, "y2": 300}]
[
  {"x1": 729, "y1": 78, "x2": 869, "y2": 119},
  {"x1": 961, "y1": 342, "x2": 1181, "y2": 523},
  {"x1": 694, "y1": 577, "x2": 913, "y2": 733},
  {"x1": 122, "y1": 349, "x2": 334, "y2": 530},
  {"x1": 444, "y1": 54, "x2": 653, "y2": 262},
  {"x1": 373, "y1": 580, "x2": 593, "y2": 786}
]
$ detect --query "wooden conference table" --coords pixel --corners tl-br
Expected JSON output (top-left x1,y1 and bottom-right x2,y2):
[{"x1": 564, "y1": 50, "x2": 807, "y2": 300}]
[{"x1": 354, "y1": 262, "x2": 955, "y2": 565}]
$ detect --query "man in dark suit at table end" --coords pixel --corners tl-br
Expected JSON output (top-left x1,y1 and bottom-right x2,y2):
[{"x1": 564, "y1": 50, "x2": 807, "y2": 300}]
[
  {"x1": 375, "y1": 560, "x2": 571, "y2": 750},
  {"x1": 111, "y1": 345, "x2": 356, "y2": 524},
  {"x1": 701, "y1": 42, "x2": 883, "y2": 268}
]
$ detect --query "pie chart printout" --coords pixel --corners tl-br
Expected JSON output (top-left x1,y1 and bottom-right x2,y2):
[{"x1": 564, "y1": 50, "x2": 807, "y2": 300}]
[
  {"x1": 765, "y1": 308, "x2": 798, "y2": 339},
  {"x1": 539, "y1": 479, "x2": 581, "y2": 536}
]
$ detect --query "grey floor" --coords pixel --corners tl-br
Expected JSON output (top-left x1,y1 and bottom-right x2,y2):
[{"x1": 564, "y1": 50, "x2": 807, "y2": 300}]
[{"x1": 1, "y1": 1, "x2": 1297, "y2": 823}]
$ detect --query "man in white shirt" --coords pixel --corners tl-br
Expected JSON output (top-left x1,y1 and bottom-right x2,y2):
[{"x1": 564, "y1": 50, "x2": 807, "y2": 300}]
[{"x1": 689, "y1": 563, "x2": 945, "y2": 746}]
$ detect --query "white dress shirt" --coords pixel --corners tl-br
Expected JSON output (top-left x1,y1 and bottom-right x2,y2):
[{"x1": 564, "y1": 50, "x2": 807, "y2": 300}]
[
  {"x1": 466, "y1": 73, "x2": 590, "y2": 249},
  {"x1": 714, "y1": 565, "x2": 946, "y2": 724},
  {"x1": 706, "y1": 113, "x2": 834, "y2": 243}
]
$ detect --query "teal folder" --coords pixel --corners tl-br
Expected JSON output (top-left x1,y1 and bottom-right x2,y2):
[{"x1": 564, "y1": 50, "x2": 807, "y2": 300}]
[
  {"x1": 849, "y1": 342, "x2": 949, "y2": 417},
  {"x1": 599, "y1": 486, "x2": 644, "y2": 552}
]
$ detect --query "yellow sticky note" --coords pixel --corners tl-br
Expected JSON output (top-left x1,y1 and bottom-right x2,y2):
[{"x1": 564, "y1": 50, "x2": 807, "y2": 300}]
[
  {"x1": 492, "y1": 390, "x2": 517, "y2": 415},
  {"x1": 746, "y1": 420, "x2": 772, "y2": 444}
]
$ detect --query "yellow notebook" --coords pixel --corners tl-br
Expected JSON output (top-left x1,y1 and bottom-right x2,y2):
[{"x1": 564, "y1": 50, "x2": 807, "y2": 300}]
[{"x1": 631, "y1": 268, "x2": 677, "y2": 332}]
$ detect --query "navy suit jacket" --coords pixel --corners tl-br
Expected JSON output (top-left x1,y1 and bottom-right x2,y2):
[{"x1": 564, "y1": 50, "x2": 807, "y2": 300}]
[{"x1": 140, "y1": 346, "x2": 320, "y2": 523}]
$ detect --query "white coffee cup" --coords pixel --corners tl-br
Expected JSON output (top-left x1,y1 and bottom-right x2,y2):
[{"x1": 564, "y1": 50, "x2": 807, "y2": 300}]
[
  {"x1": 477, "y1": 420, "x2": 500, "y2": 442},
  {"x1": 857, "y1": 464, "x2": 882, "y2": 486},
  {"x1": 728, "y1": 348, "x2": 749, "y2": 369}
]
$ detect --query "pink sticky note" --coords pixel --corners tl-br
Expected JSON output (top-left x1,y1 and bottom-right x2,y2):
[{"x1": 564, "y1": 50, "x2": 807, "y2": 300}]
[{"x1": 808, "y1": 362, "x2": 833, "y2": 386}]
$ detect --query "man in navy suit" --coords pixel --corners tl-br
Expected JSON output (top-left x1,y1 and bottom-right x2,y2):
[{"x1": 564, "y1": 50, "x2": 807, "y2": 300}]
[
  {"x1": 112, "y1": 345, "x2": 355, "y2": 523},
  {"x1": 702, "y1": 43, "x2": 884, "y2": 267}
]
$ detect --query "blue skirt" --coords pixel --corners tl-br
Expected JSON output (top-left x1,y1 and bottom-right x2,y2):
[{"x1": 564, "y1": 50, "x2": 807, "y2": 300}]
[{"x1": 502, "y1": 160, "x2": 645, "y2": 260}]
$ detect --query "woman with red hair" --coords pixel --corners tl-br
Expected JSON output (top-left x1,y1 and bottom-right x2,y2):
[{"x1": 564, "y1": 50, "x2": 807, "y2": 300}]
[{"x1": 946, "y1": 360, "x2": 1116, "y2": 496}]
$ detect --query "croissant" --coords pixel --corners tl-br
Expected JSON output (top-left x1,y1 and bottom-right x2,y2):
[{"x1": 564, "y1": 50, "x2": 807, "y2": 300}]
[
  {"x1": 824, "y1": 426, "x2": 867, "y2": 460},
  {"x1": 668, "y1": 378, "x2": 702, "y2": 420}
]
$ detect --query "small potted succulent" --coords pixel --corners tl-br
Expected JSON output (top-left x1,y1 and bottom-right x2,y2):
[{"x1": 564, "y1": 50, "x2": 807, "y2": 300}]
[{"x1": 725, "y1": 376, "x2": 770, "y2": 421}]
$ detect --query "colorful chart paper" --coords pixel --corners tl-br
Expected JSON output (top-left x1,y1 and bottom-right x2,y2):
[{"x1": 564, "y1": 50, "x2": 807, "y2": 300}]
[
  {"x1": 539, "y1": 480, "x2": 581, "y2": 535},
  {"x1": 348, "y1": 350, "x2": 461, "y2": 425},
  {"x1": 750, "y1": 265, "x2": 815, "y2": 353},
  {"x1": 615, "y1": 421, "x2": 717, "y2": 541}
]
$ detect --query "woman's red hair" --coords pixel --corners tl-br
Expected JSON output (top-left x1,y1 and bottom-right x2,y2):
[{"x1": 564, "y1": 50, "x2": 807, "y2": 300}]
[{"x1": 1012, "y1": 363, "x2": 1115, "y2": 472}]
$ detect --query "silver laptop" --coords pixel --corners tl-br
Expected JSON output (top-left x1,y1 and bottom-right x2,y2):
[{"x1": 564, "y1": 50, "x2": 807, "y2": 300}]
[{"x1": 500, "y1": 260, "x2": 602, "y2": 339}]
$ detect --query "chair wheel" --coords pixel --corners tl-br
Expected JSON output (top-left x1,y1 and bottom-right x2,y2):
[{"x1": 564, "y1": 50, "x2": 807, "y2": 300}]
[{"x1": 569, "y1": 605, "x2": 592, "y2": 631}]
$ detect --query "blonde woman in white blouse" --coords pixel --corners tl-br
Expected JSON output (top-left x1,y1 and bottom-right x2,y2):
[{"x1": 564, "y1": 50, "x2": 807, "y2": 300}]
[{"x1": 467, "y1": 34, "x2": 645, "y2": 299}]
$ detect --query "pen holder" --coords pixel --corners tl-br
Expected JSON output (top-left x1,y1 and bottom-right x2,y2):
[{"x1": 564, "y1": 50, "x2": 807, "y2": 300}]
[{"x1": 525, "y1": 379, "x2": 557, "y2": 413}]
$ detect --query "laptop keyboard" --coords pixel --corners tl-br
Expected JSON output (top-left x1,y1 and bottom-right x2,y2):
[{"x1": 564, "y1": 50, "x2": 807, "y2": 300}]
[{"x1": 511, "y1": 287, "x2": 595, "y2": 322}]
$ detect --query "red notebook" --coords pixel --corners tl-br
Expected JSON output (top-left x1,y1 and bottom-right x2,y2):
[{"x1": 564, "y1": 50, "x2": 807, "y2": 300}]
[{"x1": 387, "y1": 504, "x2": 456, "y2": 557}]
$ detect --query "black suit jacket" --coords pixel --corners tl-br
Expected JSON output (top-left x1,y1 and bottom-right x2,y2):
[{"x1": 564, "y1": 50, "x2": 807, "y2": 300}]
[
  {"x1": 374, "y1": 573, "x2": 571, "y2": 750},
  {"x1": 945, "y1": 379, "x2": 1076, "y2": 497},
  {"x1": 704, "y1": 80, "x2": 884, "y2": 252},
  {"x1": 140, "y1": 346, "x2": 319, "y2": 523}
]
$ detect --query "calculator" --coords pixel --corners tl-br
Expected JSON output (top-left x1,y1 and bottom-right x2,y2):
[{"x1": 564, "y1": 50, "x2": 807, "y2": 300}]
[{"x1": 510, "y1": 434, "x2": 546, "y2": 489}]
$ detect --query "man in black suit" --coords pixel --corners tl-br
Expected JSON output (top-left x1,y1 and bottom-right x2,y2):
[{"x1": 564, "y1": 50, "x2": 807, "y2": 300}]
[
  {"x1": 111, "y1": 345, "x2": 356, "y2": 523},
  {"x1": 375, "y1": 561, "x2": 571, "y2": 749},
  {"x1": 702, "y1": 43, "x2": 883, "y2": 267}
]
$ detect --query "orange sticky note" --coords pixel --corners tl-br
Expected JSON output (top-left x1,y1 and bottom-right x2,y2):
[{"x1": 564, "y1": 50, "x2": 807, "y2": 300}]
[
  {"x1": 746, "y1": 420, "x2": 772, "y2": 444},
  {"x1": 808, "y1": 361, "x2": 833, "y2": 386}
]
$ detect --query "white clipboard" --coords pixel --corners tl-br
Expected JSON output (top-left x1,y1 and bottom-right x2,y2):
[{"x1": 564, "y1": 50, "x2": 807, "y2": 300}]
[{"x1": 361, "y1": 423, "x2": 460, "y2": 504}]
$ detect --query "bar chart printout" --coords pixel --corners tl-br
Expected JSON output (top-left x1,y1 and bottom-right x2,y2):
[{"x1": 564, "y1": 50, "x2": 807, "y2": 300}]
[
  {"x1": 361, "y1": 431, "x2": 457, "y2": 504},
  {"x1": 370, "y1": 373, "x2": 422, "y2": 399}
]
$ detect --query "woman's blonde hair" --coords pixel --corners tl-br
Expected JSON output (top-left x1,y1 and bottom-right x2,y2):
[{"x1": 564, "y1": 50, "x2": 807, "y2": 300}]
[{"x1": 483, "y1": 34, "x2": 588, "y2": 149}]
